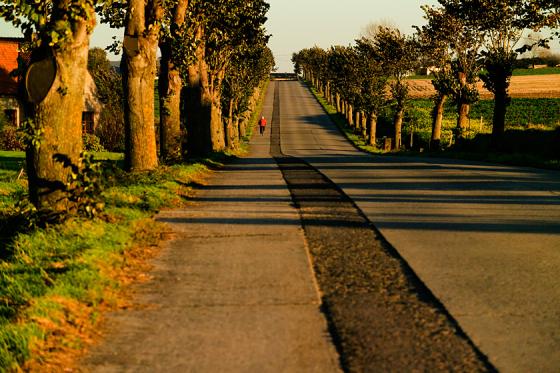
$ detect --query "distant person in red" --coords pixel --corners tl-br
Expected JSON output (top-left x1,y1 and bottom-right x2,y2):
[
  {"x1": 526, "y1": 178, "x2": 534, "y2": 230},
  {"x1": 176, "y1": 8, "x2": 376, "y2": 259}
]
[{"x1": 258, "y1": 115, "x2": 267, "y2": 135}]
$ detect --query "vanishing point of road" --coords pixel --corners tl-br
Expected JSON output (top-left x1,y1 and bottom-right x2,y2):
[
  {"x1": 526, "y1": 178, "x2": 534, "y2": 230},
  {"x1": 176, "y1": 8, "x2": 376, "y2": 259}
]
[
  {"x1": 84, "y1": 80, "x2": 560, "y2": 372},
  {"x1": 278, "y1": 80, "x2": 560, "y2": 372}
]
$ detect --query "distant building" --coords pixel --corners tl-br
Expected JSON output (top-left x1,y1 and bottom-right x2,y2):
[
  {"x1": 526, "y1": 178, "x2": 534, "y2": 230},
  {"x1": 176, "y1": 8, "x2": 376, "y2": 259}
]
[
  {"x1": 530, "y1": 64, "x2": 549, "y2": 69},
  {"x1": 0, "y1": 36, "x2": 102, "y2": 134},
  {"x1": 0, "y1": 37, "x2": 25, "y2": 127},
  {"x1": 417, "y1": 66, "x2": 441, "y2": 76}
]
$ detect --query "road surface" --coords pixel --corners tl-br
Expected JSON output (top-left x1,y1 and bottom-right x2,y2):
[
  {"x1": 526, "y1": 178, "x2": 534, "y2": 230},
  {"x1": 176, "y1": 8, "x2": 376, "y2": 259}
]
[{"x1": 277, "y1": 80, "x2": 560, "y2": 372}]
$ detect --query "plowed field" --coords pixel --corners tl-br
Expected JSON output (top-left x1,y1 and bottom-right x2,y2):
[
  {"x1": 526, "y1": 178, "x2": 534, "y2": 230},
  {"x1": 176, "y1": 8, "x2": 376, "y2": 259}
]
[{"x1": 408, "y1": 74, "x2": 560, "y2": 99}]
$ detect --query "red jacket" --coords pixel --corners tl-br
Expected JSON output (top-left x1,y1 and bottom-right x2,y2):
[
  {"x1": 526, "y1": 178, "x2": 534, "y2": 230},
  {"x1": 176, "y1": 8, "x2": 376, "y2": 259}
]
[{"x1": 259, "y1": 118, "x2": 267, "y2": 127}]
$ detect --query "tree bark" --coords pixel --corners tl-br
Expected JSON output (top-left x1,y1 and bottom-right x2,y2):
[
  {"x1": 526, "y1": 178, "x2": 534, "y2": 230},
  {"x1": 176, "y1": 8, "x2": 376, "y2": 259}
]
[
  {"x1": 122, "y1": 0, "x2": 161, "y2": 171},
  {"x1": 26, "y1": 14, "x2": 94, "y2": 211},
  {"x1": 158, "y1": 0, "x2": 188, "y2": 163},
  {"x1": 367, "y1": 112, "x2": 377, "y2": 147},
  {"x1": 236, "y1": 118, "x2": 247, "y2": 139},
  {"x1": 335, "y1": 93, "x2": 341, "y2": 112},
  {"x1": 347, "y1": 104, "x2": 353, "y2": 127},
  {"x1": 394, "y1": 108, "x2": 404, "y2": 150},
  {"x1": 431, "y1": 95, "x2": 446, "y2": 150},
  {"x1": 456, "y1": 102, "x2": 470, "y2": 140},
  {"x1": 208, "y1": 69, "x2": 226, "y2": 151},
  {"x1": 225, "y1": 98, "x2": 238, "y2": 149},
  {"x1": 491, "y1": 89, "x2": 507, "y2": 150},
  {"x1": 360, "y1": 111, "x2": 367, "y2": 139},
  {"x1": 185, "y1": 28, "x2": 212, "y2": 156}
]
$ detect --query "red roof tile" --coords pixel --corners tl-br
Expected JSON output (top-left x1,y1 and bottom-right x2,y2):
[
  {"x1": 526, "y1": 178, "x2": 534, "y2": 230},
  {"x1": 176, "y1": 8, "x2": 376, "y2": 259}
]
[{"x1": 0, "y1": 39, "x2": 21, "y2": 95}]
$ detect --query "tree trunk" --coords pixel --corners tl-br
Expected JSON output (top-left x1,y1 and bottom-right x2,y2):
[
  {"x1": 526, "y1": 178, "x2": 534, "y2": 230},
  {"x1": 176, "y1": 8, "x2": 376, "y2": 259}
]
[
  {"x1": 431, "y1": 95, "x2": 446, "y2": 150},
  {"x1": 491, "y1": 90, "x2": 507, "y2": 150},
  {"x1": 455, "y1": 71, "x2": 469, "y2": 143},
  {"x1": 347, "y1": 104, "x2": 353, "y2": 127},
  {"x1": 122, "y1": 0, "x2": 160, "y2": 171},
  {"x1": 354, "y1": 111, "x2": 360, "y2": 133},
  {"x1": 336, "y1": 93, "x2": 341, "y2": 112},
  {"x1": 361, "y1": 112, "x2": 367, "y2": 139},
  {"x1": 367, "y1": 112, "x2": 377, "y2": 147},
  {"x1": 158, "y1": 0, "x2": 188, "y2": 163},
  {"x1": 456, "y1": 101, "x2": 470, "y2": 141},
  {"x1": 226, "y1": 98, "x2": 238, "y2": 149},
  {"x1": 394, "y1": 108, "x2": 404, "y2": 150},
  {"x1": 185, "y1": 29, "x2": 212, "y2": 156},
  {"x1": 26, "y1": 17, "x2": 94, "y2": 211},
  {"x1": 237, "y1": 117, "x2": 244, "y2": 141},
  {"x1": 158, "y1": 45, "x2": 182, "y2": 162},
  {"x1": 209, "y1": 84, "x2": 225, "y2": 151}
]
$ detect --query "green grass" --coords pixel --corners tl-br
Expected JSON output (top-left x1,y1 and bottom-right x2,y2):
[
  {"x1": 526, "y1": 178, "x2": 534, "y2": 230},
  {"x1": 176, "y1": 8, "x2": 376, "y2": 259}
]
[
  {"x1": 306, "y1": 80, "x2": 560, "y2": 170},
  {"x1": 513, "y1": 67, "x2": 560, "y2": 76},
  {"x1": 409, "y1": 98, "x2": 560, "y2": 141},
  {"x1": 0, "y1": 157, "x2": 225, "y2": 370},
  {"x1": 308, "y1": 85, "x2": 382, "y2": 154},
  {"x1": 0, "y1": 151, "x2": 244, "y2": 370},
  {"x1": 0, "y1": 82, "x2": 270, "y2": 369}
]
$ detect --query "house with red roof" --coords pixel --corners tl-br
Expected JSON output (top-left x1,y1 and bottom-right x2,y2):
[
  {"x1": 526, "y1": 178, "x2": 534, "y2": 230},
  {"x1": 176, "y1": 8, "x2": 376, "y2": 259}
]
[
  {"x1": 0, "y1": 37, "x2": 101, "y2": 134},
  {"x1": 0, "y1": 37, "x2": 25, "y2": 126}
]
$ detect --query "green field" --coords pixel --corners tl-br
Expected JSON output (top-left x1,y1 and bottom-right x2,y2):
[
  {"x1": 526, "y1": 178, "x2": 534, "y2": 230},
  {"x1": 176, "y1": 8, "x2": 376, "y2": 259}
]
[
  {"x1": 406, "y1": 98, "x2": 560, "y2": 142},
  {"x1": 512, "y1": 67, "x2": 560, "y2": 76}
]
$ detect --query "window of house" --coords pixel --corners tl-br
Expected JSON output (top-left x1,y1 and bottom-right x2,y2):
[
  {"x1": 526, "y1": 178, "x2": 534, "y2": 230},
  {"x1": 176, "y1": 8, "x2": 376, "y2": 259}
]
[
  {"x1": 4, "y1": 109, "x2": 17, "y2": 127},
  {"x1": 82, "y1": 111, "x2": 94, "y2": 134}
]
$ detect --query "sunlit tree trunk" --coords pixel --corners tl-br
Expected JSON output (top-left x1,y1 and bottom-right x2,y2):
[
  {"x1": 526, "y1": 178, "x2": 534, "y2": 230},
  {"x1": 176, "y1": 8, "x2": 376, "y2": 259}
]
[
  {"x1": 394, "y1": 108, "x2": 404, "y2": 150},
  {"x1": 347, "y1": 104, "x2": 354, "y2": 127},
  {"x1": 335, "y1": 93, "x2": 341, "y2": 112},
  {"x1": 122, "y1": 0, "x2": 161, "y2": 171},
  {"x1": 27, "y1": 9, "x2": 95, "y2": 211},
  {"x1": 431, "y1": 95, "x2": 446, "y2": 150},
  {"x1": 360, "y1": 111, "x2": 367, "y2": 139},
  {"x1": 367, "y1": 112, "x2": 377, "y2": 146},
  {"x1": 354, "y1": 111, "x2": 360, "y2": 133},
  {"x1": 455, "y1": 71, "x2": 470, "y2": 142},
  {"x1": 456, "y1": 102, "x2": 470, "y2": 139},
  {"x1": 208, "y1": 69, "x2": 226, "y2": 151}
]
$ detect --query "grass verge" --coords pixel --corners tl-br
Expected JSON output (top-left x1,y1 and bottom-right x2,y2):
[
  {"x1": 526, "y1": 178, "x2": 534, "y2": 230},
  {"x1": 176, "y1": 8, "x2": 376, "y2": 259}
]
[
  {"x1": 0, "y1": 150, "x2": 237, "y2": 371},
  {"x1": 306, "y1": 81, "x2": 560, "y2": 170},
  {"x1": 307, "y1": 84, "x2": 383, "y2": 155}
]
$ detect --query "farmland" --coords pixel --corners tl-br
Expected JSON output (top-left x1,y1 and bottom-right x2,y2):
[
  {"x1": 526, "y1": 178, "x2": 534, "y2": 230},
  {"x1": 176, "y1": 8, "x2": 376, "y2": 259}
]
[{"x1": 408, "y1": 73, "x2": 560, "y2": 99}]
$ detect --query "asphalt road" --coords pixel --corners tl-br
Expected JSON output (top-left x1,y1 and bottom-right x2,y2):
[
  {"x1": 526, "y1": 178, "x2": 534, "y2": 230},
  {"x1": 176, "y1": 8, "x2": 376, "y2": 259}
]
[{"x1": 278, "y1": 80, "x2": 560, "y2": 373}]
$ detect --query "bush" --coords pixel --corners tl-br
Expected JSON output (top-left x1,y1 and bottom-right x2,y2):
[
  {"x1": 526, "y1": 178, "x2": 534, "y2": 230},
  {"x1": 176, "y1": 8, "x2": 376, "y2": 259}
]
[
  {"x1": 0, "y1": 126, "x2": 24, "y2": 151},
  {"x1": 82, "y1": 133, "x2": 105, "y2": 152},
  {"x1": 88, "y1": 48, "x2": 125, "y2": 152}
]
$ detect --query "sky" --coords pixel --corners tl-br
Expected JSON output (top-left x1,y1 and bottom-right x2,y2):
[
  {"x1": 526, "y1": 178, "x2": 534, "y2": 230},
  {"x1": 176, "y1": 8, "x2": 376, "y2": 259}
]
[
  {"x1": 0, "y1": 0, "x2": 558, "y2": 72},
  {"x1": 266, "y1": 0, "x2": 439, "y2": 72}
]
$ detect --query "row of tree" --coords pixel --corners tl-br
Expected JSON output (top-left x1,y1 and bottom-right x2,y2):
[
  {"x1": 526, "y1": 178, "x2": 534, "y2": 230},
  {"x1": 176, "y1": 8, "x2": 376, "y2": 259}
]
[
  {"x1": 0, "y1": 0, "x2": 274, "y2": 212},
  {"x1": 292, "y1": 0, "x2": 559, "y2": 151}
]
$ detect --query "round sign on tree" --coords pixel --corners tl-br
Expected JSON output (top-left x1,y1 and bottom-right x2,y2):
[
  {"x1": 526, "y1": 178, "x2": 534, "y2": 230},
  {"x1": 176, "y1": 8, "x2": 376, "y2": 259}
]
[{"x1": 25, "y1": 57, "x2": 57, "y2": 104}]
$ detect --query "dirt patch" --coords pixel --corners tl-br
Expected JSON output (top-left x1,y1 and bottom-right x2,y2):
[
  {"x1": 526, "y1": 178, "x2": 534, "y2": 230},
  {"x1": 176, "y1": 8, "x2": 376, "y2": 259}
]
[{"x1": 409, "y1": 74, "x2": 560, "y2": 99}]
